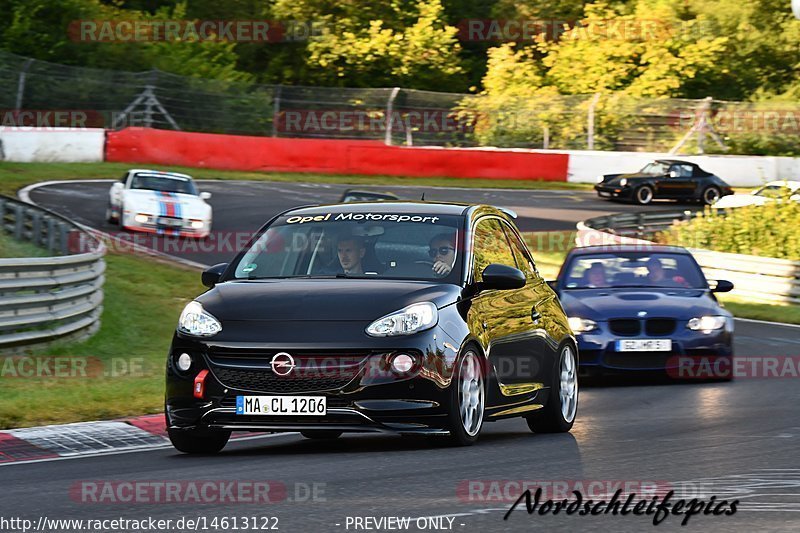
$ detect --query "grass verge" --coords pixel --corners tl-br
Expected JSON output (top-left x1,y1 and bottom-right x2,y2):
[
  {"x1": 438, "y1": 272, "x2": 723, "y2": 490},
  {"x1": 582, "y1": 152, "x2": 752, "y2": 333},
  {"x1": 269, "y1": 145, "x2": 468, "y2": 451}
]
[
  {"x1": 0, "y1": 231, "x2": 51, "y2": 258},
  {"x1": 0, "y1": 251, "x2": 203, "y2": 429}
]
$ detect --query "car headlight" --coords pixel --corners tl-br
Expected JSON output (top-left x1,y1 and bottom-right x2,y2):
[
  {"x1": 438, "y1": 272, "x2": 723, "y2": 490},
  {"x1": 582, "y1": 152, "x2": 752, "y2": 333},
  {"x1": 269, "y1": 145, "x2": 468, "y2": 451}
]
[
  {"x1": 178, "y1": 301, "x2": 222, "y2": 337},
  {"x1": 568, "y1": 317, "x2": 598, "y2": 333},
  {"x1": 687, "y1": 316, "x2": 726, "y2": 331},
  {"x1": 366, "y1": 302, "x2": 438, "y2": 337},
  {"x1": 618, "y1": 178, "x2": 628, "y2": 187}
]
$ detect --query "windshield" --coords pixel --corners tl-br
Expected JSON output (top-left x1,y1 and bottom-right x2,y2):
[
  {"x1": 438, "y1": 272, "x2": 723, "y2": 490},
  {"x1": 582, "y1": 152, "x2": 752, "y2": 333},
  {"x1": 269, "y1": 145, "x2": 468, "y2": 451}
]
[
  {"x1": 233, "y1": 212, "x2": 464, "y2": 282},
  {"x1": 562, "y1": 252, "x2": 706, "y2": 289},
  {"x1": 130, "y1": 174, "x2": 197, "y2": 195},
  {"x1": 639, "y1": 162, "x2": 670, "y2": 175}
]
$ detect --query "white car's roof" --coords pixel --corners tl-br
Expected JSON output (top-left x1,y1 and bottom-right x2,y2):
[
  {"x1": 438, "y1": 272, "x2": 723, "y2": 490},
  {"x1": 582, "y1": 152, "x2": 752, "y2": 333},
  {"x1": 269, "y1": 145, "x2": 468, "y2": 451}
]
[{"x1": 128, "y1": 169, "x2": 194, "y2": 181}]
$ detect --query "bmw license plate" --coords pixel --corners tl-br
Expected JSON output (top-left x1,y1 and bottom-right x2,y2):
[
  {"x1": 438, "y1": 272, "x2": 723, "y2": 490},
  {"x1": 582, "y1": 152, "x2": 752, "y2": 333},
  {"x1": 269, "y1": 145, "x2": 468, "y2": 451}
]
[
  {"x1": 616, "y1": 339, "x2": 672, "y2": 352},
  {"x1": 236, "y1": 396, "x2": 326, "y2": 416}
]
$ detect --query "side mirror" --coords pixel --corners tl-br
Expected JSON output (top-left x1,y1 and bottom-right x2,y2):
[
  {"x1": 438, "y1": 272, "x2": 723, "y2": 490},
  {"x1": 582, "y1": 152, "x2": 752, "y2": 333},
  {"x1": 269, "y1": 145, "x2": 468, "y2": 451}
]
[
  {"x1": 200, "y1": 192, "x2": 212, "y2": 200},
  {"x1": 111, "y1": 182, "x2": 123, "y2": 190},
  {"x1": 668, "y1": 170, "x2": 680, "y2": 178},
  {"x1": 202, "y1": 262, "x2": 228, "y2": 288},
  {"x1": 546, "y1": 280, "x2": 558, "y2": 291},
  {"x1": 710, "y1": 279, "x2": 734, "y2": 293},
  {"x1": 480, "y1": 264, "x2": 526, "y2": 291}
]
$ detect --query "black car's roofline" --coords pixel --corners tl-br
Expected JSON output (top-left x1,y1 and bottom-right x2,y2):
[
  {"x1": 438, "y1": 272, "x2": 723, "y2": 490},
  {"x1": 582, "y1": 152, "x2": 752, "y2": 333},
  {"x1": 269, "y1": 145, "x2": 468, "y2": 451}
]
[{"x1": 284, "y1": 201, "x2": 471, "y2": 216}]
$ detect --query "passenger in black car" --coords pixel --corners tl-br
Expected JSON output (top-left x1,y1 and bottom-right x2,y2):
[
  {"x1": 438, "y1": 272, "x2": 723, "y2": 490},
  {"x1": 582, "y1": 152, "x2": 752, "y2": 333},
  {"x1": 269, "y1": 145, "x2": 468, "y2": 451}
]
[{"x1": 429, "y1": 232, "x2": 457, "y2": 278}]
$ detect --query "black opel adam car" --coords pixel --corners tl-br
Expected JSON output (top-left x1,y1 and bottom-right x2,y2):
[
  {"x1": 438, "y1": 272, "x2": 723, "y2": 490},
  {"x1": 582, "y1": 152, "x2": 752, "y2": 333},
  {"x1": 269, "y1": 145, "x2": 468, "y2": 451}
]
[
  {"x1": 595, "y1": 159, "x2": 733, "y2": 205},
  {"x1": 166, "y1": 202, "x2": 578, "y2": 453}
]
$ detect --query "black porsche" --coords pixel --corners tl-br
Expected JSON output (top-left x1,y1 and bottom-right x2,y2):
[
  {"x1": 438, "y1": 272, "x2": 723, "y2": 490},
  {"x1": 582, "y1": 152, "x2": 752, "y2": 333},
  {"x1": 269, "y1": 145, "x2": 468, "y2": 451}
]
[
  {"x1": 166, "y1": 202, "x2": 578, "y2": 453},
  {"x1": 595, "y1": 159, "x2": 734, "y2": 205}
]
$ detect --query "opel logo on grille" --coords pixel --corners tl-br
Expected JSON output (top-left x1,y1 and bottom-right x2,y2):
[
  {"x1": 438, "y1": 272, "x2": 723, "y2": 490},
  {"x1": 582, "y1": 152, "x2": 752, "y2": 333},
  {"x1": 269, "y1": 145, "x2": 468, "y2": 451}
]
[{"x1": 270, "y1": 352, "x2": 296, "y2": 376}]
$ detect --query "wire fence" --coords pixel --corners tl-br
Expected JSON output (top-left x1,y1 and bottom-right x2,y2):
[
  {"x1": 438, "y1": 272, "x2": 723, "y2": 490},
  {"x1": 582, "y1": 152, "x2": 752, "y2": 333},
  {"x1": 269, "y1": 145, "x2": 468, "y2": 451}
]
[{"x1": 1, "y1": 50, "x2": 797, "y2": 155}]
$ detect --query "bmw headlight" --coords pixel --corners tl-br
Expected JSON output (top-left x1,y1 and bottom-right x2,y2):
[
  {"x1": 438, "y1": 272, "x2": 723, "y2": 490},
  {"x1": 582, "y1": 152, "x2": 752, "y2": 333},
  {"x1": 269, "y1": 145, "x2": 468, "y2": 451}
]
[
  {"x1": 568, "y1": 317, "x2": 598, "y2": 333},
  {"x1": 619, "y1": 178, "x2": 628, "y2": 187},
  {"x1": 687, "y1": 316, "x2": 726, "y2": 331},
  {"x1": 178, "y1": 301, "x2": 222, "y2": 337},
  {"x1": 366, "y1": 302, "x2": 438, "y2": 337}
]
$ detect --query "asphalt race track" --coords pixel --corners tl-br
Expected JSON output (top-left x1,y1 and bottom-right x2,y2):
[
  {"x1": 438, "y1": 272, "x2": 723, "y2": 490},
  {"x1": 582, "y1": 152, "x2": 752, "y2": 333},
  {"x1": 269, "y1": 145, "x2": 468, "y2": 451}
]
[
  {"x1": 2, "y1": 320, "x2": 800, "y2": 532},
  {"x1": 29, "y1": 180, "x2": 699, "y2": 266},
  {"x1": 14, "y1": 179, "x2": 800, "y2": 532}
]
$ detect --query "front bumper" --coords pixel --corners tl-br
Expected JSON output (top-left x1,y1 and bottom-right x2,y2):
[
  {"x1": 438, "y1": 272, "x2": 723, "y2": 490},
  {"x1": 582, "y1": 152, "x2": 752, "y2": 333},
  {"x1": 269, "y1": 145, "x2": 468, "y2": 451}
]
[
  {"x1": 122, "y1": 212, "x2": 210, "y2": 238},
  {"x1": 575, "y1": 320, "x2": 733, "y2": 372},
  {"x1": 165, "y1": 328, "x2": 459, "y2": 435},
  {"x1": 594, "y1": 184, "x2": 633, "y2": 199}
]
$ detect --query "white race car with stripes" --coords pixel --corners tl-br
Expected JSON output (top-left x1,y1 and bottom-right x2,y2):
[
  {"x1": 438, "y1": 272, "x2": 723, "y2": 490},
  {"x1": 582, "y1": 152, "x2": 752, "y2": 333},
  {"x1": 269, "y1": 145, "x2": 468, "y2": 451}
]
[{"x1": 106, "y1": 169, "x2": 212, "y2": 238}]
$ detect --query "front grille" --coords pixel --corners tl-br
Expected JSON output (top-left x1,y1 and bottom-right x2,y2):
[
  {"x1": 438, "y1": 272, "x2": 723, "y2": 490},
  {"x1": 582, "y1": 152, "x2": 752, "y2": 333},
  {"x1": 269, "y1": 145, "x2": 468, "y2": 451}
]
[
  {"x1": 645, "y1": 319, "x2": 676, "y2": 336},
  {"x1": 212, "y1": 367, "x2": 358, "y2": 394},
  {"x1": 610, "y1": 319, "x2": 641, "y2": 336},
  {"x1": 207, "y1": 349, "x2": 370, "y2": 368}
]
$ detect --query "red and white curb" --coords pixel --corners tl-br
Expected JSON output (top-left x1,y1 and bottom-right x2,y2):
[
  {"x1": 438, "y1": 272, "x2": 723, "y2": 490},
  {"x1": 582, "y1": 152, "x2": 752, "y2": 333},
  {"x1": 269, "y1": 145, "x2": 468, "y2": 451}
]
[{"x1": 0, "y1": 415, "x2": 284, "y2": 466}]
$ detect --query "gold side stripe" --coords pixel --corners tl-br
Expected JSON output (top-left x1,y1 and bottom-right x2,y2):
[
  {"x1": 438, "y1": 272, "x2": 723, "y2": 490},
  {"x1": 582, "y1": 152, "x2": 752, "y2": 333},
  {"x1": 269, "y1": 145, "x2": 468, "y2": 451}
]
[
  {"x1": 491, "y1": 404, "x2": 544, "y2": 417},
  {"x1": 499, "y1": 382, "x2": 545, "y2": 397}
]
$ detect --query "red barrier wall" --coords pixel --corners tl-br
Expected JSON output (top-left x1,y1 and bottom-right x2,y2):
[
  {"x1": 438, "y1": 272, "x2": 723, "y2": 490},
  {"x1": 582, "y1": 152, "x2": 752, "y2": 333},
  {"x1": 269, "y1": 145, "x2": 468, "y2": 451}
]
[{"x1": 105, "y1": 128, "x2": 569, "y2": 181}]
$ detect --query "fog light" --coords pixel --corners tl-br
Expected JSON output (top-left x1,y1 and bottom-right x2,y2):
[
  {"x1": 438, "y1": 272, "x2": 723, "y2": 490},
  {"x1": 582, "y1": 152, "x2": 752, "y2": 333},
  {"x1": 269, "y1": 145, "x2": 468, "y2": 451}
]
[
  {"x1": 190, "y1": 220, "x2": 204, "y2": 229},
  {"x1": 391, "y1": 353, "x2": 414, "y2": 373},
  {"x1": 134, "y1": 214, "x2": 148, "y2": 223},
  {"x1": 177, "y1": 353, "x2": 192, "y2": 371}
]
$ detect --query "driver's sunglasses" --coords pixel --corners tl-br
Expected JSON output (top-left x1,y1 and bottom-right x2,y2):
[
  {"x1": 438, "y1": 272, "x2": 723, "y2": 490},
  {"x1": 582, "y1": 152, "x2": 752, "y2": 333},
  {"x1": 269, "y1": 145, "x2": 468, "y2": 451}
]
[{"x1": 429, "y1": 246, "x2": 455, "y2": 258}]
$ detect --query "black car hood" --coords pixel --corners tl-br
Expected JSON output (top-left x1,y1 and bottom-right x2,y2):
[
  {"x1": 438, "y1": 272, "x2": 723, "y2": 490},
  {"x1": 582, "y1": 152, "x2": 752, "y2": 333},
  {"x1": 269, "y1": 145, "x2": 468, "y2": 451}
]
[
  {"x1": 603, "y1": 172, "x2": 653, "y2": 184},
  {"x1": 558, "y1": 288, "x2": 723, "y2": 320},
  {"x1": 197, "y1": 279, "x2": 462, "y2": 321}
]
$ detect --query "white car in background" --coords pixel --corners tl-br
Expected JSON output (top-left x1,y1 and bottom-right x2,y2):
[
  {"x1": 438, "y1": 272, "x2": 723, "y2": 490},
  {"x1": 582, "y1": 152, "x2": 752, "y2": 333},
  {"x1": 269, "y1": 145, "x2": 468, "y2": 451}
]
[
  {"x1": 106, "y1": 169, "x2": 212, "y2": 238},
  {"x1": 712, "y1": 180, "x2": 800, "y2": 210}
]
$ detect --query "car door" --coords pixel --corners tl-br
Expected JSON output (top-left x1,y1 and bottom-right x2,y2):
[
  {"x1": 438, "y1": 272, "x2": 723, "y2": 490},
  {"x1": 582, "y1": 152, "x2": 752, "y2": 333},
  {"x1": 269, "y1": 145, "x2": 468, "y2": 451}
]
[
  {"x1": 501, "y1": 222, "x2": 558, "y2": 392},
  {"x1": 666, "y1": 164, "x2": 698, "y2": 198},
  {"x1": 469, "y1": 217, "x2": 543, "y2": 404}
]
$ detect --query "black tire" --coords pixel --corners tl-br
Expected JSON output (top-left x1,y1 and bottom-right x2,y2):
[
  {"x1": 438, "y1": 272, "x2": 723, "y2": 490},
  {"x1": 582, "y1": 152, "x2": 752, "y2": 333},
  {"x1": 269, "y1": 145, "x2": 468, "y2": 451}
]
[
  {"x1": 701, "y1": 186, "x2": 722, "y2": 205},
  {"x1": 168, "y1": 427, "x2": 231, "y2": 454},
  {"x1": 526, "y1": 343, "x2": 578, "y2": 434},
  {"x1": 106, "y1": 202, "x2": 119, "y2": 224},
  {"x1": 442, "y1": 348, "x2": 486, "y2": 446},
  {"x1": 300, "y1": 430, "x2": 343, "y2": 439},
  {"x1": 633, "y1": 185, "x2": 654, "y2": 205}
]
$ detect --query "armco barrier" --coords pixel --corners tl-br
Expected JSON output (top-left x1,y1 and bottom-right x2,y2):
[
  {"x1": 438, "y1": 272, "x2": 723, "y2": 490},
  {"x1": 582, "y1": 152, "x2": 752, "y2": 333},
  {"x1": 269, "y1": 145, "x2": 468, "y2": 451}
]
[
  {"x1": 577, "y1": 211, "x2": 800, "y2": 305},
  {"x1": 0, "y1": 195, "x2": 106, "y2": 353},
  {"x1": 105, "y1": 127, "x2": 570, "y2": 181}
]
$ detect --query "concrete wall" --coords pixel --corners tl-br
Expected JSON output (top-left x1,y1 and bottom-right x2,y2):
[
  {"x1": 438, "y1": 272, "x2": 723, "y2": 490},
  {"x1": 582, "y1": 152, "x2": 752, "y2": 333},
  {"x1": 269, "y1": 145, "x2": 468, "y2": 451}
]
[
  {"x1": 563, "y1": 149, "x2": 799, "y2": 187},
  {"x1": 0, "y1": 128, "x2": 105, "y2": 163}
]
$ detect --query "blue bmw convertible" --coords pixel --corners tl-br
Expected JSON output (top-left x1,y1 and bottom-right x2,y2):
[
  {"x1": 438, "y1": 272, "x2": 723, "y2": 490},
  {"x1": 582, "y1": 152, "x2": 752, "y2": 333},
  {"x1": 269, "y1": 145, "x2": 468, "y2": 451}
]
[{"x1": 553, "y1": 245, "x2": 734, "y2": 375}]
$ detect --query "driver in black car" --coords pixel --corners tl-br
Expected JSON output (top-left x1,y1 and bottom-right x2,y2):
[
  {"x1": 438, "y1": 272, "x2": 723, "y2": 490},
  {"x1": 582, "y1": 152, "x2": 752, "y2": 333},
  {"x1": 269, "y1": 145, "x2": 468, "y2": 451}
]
[{"x1": 336, "y1": 235, "x2": 366, "y2": 275}]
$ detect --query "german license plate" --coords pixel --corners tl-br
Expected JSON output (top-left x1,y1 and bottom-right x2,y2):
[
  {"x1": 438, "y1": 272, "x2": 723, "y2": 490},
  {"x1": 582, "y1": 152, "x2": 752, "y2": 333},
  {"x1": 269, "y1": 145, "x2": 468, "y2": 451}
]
[
  {"x1": 236, "y1": 396, "x2": 326, "y2": 416},
  {"x1": 156, "y1": 217, "x2": 182, "y2": 227},
  {"x1": 616, "y1": 339, "x2": 672, "y2": 352}
]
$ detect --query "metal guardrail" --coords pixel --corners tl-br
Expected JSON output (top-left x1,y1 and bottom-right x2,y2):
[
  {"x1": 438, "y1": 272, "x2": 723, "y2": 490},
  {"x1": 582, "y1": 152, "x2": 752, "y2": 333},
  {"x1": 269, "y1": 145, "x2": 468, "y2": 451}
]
[
  {"x1": 0, "y1": 195, "x2": 106, "y2": 353},
  {"x1": 578, "y1": 210, "x2": 800, "y2": 305}
]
